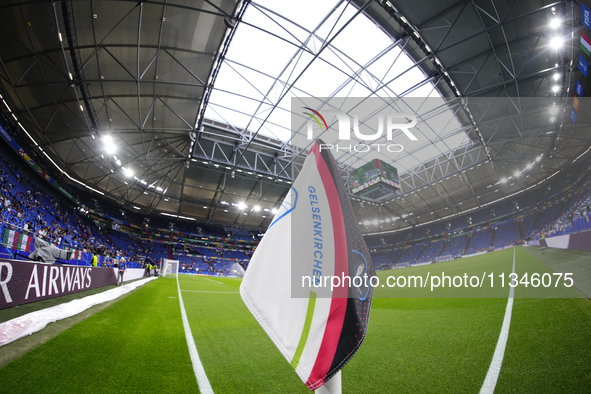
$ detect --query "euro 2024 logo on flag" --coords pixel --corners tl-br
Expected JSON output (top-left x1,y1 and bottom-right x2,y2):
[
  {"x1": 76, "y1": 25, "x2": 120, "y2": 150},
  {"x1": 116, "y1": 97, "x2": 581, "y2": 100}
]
[
  {"x1": 268, "y1": 187, "x2": 298, "y2": 230},
  {"x1": 303, "y1": 107, "x2": 418, "y2": 154},
  {"x1": 351, "y1": 249, "x2": 370, "y2": 300}
]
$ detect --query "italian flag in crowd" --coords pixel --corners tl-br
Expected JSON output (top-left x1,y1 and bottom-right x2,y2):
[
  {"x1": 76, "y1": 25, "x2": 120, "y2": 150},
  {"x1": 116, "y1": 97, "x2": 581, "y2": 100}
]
[
  {"x1": 69, "y1": 248, "x2": 83, "y2": 259},
  {"x1": 2, "y1": 229, "x2": 33, "y2": 252},
  {"x1": 581, "y1": 31, "x2": 591, "y2": 57}
]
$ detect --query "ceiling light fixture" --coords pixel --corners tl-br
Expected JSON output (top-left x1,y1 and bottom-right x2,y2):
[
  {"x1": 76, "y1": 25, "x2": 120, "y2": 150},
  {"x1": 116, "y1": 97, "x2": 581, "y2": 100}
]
[
  {"x1": 102, "y1": 135, "x2": 117, "y2": 154},
  {"x1": 549, "y1": 37, "x2": 562, "y2": 50}
]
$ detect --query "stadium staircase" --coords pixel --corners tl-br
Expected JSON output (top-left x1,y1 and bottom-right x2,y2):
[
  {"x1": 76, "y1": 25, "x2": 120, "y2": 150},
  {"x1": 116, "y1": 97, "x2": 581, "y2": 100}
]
[
  {"x1": 490, "y1": 228, "x2": 496, "y2": 247},
  {"x1": 416, "y1": 244, "x2": 427, "y2": 262},
  {"x1": 102, "y1": 233, "x2": 115, "y2": 247},
  {"x1": 392, "y1": 248, "x2": 406, "y2": 265},
  {"x1": 132, "y1": 237, "x2": 144, "y2": 250},
  {"x1": 438, "y1": 240, "x2": 449, "y2": 257},
  {"x1": 463, "y1": 236, "x2": 472, "y2": 254},
  {"x1": 554, "y1": 203, "x2": 566, "y2": 221},
  {"x1": 386, "y1": 251, "x2": 394, "y2": 262},
  {"x1": 518, "y1": 221, "x2": 525, "y2": 240},
  {"x1": 530, "y1": 211, "x2": 544, "y2": 229}
]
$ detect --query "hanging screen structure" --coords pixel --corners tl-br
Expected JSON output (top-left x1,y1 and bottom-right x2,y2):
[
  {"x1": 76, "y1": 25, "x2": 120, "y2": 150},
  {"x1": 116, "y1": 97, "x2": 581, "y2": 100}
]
[{"x1": 350, "y1": 159, "x2": 400, "y2": 198}]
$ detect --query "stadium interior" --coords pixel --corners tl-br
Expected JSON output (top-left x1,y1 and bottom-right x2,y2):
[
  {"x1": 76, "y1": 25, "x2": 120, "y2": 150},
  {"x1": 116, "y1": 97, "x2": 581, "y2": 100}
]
[{"x1": 0, "y1": 0, "x2": 590, "y2": 393}]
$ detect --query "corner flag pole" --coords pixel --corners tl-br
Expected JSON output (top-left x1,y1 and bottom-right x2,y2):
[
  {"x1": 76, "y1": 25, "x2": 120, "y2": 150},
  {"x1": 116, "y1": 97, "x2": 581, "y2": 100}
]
[
  {"x1": 315, "y1": 371, "x2": 342, "y2": 394},
  {"x1": 240, "y1": 140, "x2": 374, "y2": 392}
]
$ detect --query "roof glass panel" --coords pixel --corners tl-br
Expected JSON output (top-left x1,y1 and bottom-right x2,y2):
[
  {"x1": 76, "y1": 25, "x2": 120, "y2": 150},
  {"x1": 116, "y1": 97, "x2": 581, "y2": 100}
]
[{"x1": 204, "y1": 0, "x2": 471, "y2": 174}]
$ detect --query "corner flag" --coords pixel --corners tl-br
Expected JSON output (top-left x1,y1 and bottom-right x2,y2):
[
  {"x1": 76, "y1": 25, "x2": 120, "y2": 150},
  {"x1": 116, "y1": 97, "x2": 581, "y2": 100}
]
[{"x1": 240, "y1": 140, "x2": 375, "y2": 391}]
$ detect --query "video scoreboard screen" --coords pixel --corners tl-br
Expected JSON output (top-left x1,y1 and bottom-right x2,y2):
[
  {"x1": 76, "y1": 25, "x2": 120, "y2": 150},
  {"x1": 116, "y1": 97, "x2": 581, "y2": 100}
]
[{"x1": 350, "y1": 159, "x2": 400, "y2": 197}]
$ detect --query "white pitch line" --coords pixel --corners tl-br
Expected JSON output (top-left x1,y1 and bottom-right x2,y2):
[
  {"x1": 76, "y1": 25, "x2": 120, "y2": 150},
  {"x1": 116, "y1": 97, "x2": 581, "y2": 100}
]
[
  {"x1": 176, "y1": 277, "x2": 214, "y2": 394},
  {"x1": 182, "y1": 290, "x2": 239, "y2": 294},
  {"x1": 202, "y1": 277, "x2": 224, "y2": 285},
  {"x1": 480, "y1": 247, "x2": 516, "y2": 394}
]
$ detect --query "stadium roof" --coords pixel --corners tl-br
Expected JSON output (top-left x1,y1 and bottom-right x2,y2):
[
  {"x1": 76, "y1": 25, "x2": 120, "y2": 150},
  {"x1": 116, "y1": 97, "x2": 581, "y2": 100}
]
[{"x1": 0, "y1": 0, "x2": 590, "y2": 233}]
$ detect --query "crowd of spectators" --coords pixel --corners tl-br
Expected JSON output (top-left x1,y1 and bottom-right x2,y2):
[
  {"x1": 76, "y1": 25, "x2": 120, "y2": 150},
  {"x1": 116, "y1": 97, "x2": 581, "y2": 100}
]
[
  {"x1": 0, "y1": 156, "x2": 255, "y2": 271},
  {"x1": 0, "y1": 158, "x2": 152, "y2": 264},
  {"x1": 371, "y1": 171, "x2": 591, "y2": 268},
  {"x1": 533, "y1": 187, "x2": 591, "y2": 238}
]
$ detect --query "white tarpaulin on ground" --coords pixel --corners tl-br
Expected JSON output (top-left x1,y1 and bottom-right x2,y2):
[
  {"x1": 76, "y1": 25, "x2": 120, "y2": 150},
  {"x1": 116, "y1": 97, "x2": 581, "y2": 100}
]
[{"x1": 0, "y1": 277, "x2": 158, "y2": 347}]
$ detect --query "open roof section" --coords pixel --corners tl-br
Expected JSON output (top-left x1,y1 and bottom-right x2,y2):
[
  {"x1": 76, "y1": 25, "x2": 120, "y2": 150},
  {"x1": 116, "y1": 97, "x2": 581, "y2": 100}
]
[
  {"x1": 0, "y1": 0, "x2": 590, "y2": 232},
  {"x1": 204, "y1": 0, "x2": 472, "y2": 174}
]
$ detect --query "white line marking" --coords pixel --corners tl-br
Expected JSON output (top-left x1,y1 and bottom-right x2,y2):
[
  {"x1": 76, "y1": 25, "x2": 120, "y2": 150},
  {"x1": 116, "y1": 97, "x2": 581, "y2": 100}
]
[
  {"x1": 182, "y1": 290, "x2": 239, "y2": 294},
  {"x1": 202, "y1": 277, "x2": 224, "y2": 285},
  {"x1": 177, "y1": 276, "x2": 214, "y2": 394},
  {"x1": 480, "y1": 247, "x2": 516, "y2": 394}
]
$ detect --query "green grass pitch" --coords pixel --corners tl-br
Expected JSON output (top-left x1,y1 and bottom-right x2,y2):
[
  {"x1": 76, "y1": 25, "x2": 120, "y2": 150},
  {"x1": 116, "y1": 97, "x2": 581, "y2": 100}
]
[{"x1": 0, "y1": 246, "x2": 590, "y2": 393}]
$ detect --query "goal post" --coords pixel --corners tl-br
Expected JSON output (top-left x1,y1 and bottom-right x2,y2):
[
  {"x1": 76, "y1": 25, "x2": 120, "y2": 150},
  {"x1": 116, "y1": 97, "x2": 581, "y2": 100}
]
[
  {"x1": 160, "y1": 259, "x2": 179, "y2": 279},
  {"x1": 435, "y1": 255, "x2": 452, "y2": 263}
]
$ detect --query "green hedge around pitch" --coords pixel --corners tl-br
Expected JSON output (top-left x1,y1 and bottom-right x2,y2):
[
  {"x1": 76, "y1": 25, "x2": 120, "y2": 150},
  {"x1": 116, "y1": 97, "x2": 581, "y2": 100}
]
[{"x1": 0, "y1": 247, "x2": 590, "y2": 393}]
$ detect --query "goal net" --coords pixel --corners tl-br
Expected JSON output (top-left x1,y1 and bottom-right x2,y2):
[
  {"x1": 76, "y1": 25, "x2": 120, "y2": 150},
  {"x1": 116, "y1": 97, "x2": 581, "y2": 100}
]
[
  {"x1": 160, "y1": 259, "x2": 179, "y2": 279},
  {"x1": 435, "y1": 255, "x2": 453, "y2": 263}
]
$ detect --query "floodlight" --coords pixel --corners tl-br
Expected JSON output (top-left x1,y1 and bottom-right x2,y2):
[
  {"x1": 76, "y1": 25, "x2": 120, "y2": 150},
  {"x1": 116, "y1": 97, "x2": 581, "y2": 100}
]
[
  {"x1": 549, "y1": 37, "x2": 562, "y2": 50},
  {"x1": 549, "y1": 18, "x2": 560, "y2": 29},
  {"x1": 102, "y1": 135, "x2": 117, "y2": 154}
]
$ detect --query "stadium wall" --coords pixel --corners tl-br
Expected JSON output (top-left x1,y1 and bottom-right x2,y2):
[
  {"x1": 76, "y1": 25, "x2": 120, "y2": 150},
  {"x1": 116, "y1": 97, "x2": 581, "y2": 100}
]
[
  {"x1": 544, "y1": 234, "x2": 570, "y2": 249},
  {"x1": 0, "y1": 260, "x2": 117, "y2": 309},
  {"x1": 115, "y1": 268, "x2": 148, "y2": 282},
  {"x1": 460, "y1": 250, "x2": 489, "y2": 258},
  {"x1": 532, "y1": 230, "x2": 591, "y2": 252}
]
